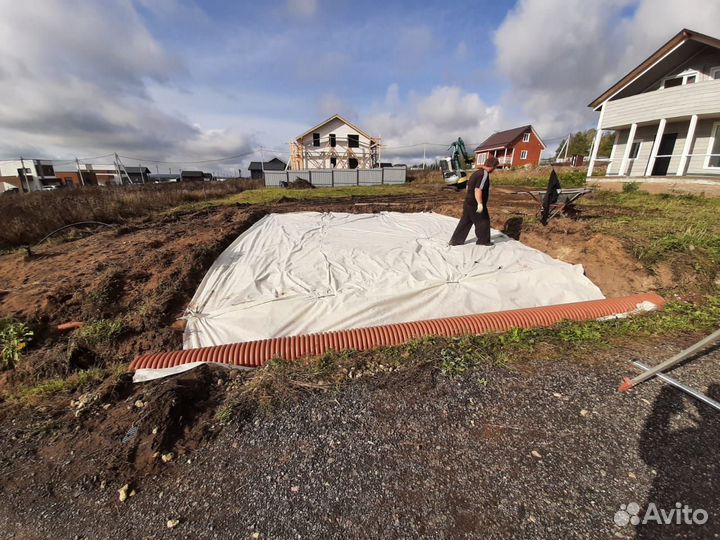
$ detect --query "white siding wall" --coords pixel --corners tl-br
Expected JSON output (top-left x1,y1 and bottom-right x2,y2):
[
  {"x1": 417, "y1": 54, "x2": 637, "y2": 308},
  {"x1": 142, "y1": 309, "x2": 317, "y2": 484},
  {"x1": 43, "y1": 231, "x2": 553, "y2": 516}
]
[{"x1": 601, "y1": 80, "x2": 720, "y2": 129}]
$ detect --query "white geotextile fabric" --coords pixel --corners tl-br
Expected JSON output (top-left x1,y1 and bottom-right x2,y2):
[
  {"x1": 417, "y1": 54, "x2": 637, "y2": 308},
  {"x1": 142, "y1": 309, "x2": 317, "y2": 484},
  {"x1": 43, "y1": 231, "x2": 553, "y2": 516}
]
[{"x1": 183, "y1": 212, "x2": 604, "y2": 349}]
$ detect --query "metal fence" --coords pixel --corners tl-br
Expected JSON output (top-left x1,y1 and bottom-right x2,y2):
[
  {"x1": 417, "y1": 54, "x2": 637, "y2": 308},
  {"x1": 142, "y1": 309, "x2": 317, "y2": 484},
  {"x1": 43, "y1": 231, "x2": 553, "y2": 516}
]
[{"x1": 263, "y1": 167, "x2": 406, "y2": 187}]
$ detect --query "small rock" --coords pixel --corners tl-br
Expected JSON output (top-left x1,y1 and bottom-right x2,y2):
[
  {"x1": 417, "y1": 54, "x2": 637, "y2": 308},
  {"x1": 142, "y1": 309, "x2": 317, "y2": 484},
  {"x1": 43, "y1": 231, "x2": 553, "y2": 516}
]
[
  {"x1": 134, "y1": 400, "x2": 144, "y2": 409},
  {"x1": 100, "y1": 480, "x2": 106, "y2": 489},
  {"x1": 251, "y1": 533, "x2": 261, "y2": 540},
  {"x1": 552, "y1": 392, "x2": 562, "y2": 398},
  {"x1": 528, "y1": 515, "x2": 537, "y2": 523},
  {"x1": 167, "y1": 519, "x2": 179, "y2": 529},
  {"x1": 152, "y1": 427, "x2": 158, "y2": 435},
  {"x1": 118, "y1": 484, "x2": 129, "y2": 502},
  {"x1": 129, "y1": 489, "x2": 137, "y2": 497},
  {"x1": 580, "y1": 409, "x2": 590, "y2": 417},
  {"x1": 531, "y1": 450, "x2": 542, "y2": 459},
  {"x1": 161, "y1": 453, "x2": 174, "y2": 463},
  {"x1": 290, "y1": 485, "x2": 300, "y2": 493},
  {"x1": 102, "y1": 403, "x2": 111, "y2": 410},
  {"x1": 628, "y1": 472, "x2": 637, "y2": 479}
]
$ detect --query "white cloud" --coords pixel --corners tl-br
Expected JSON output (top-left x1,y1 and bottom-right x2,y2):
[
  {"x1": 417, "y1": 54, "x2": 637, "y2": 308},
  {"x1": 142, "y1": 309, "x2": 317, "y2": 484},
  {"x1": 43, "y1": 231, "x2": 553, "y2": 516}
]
[
  {"x1": 314, "y1": 94, "x2": 358, "y2": 122},
  {"x1": 287, "y1": 0, "x2": 318, "y2": 17},
  {"x1": 0, "y1": 0, "x2": 253, "y2": 162},
  {"x1": 494, "y1": 0, "x2": 720, "y2": 144},
  {"x1": 364, "y1": 85, "x2": 503, "y2": 163}
]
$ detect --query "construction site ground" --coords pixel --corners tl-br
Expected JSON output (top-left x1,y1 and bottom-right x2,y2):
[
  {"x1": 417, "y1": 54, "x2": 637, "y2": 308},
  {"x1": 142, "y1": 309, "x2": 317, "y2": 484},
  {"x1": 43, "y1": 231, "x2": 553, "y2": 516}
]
[{"x1": 1, "y1": 182, "x2": 719, "y2": 539}]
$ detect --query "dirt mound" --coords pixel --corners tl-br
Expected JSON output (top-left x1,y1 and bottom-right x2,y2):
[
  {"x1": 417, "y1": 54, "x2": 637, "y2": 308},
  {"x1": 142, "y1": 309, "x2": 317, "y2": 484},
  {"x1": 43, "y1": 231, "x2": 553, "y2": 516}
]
[
  {"x1": 286, "y1": 178, "x2": 315, "y2": 189},
  {"x1": 523, "y1": 221, "x2": 656, "y2": 297},
  {"x1": 1, "y1": 364, "x2": 234, "y2": 497}
]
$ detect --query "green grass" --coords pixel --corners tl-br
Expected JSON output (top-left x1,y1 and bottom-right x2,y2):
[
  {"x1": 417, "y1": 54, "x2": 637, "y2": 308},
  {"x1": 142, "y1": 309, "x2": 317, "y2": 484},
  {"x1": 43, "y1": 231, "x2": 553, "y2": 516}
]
[
  {"x1": 584, "y1": 191, "x2": 720, "y2": 266},
  {"x1": 491, "y1": 166, "x2": 588, "y2": 188},
  {"x1": 0, "y1": 319, "x2": 33, "y2": 370},
  {"x1": 166, "y1": 185, "x2": 424, "y2": 214},
  {"x1": 76, "y1": 318, "x2": 125, "y2": 346}
]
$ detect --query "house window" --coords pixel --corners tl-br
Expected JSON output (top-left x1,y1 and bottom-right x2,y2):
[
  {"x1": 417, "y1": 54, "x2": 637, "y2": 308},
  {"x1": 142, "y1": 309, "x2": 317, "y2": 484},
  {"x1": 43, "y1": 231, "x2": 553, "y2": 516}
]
[
  {"x1": 710, "y1": 67, "x2": 720, "y2": 80},
  {"x1": 477, "y1": 152, "x2": 487, "y2": 165},
  {"x1": 330, "y1": 157, "x2": 337, "y2": 168},
  {"x1": 661, "y1": 70, "x2": 698, "y2": 89},
  {"x1": 522, "y1": 132, "x2": 530, "y2": 142},
  {"x1": 520, "y1": 150, "x2": 528, "y2": 160},
  {"x1": 348, "y1": 158, "x2": 358, "y2": 169},
  {"x1": 704, "y1": 122, "x2": 720, "y2": 169},
  {"x1": 329, "y1": 134, "x2": 336, "y2": 147},
  {"x1": 629, "y1": 141, "x2": 641, "y2": 160},
  {"x1": 313, "y1": 133, "x2": 320, "y2": 147},
  {"x1": 348, "y1": 134, "x2": 359, "y2": 148}
]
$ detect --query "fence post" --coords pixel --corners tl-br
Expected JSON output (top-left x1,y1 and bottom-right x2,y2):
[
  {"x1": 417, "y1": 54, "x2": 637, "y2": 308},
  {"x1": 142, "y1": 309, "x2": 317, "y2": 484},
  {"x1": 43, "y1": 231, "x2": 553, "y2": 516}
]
[
  {"x1": 331, "y1": 169, "x2": 335, "y2": 188},
  {"x1": 356, "y1": 168, "x2": 360, "y2": 186},
  {"x1": 308, "y1": 169, "x2": 312, "y2": 186},
  {"x1": 381, "y1": 167, "x2": 385, "y2": 184}
]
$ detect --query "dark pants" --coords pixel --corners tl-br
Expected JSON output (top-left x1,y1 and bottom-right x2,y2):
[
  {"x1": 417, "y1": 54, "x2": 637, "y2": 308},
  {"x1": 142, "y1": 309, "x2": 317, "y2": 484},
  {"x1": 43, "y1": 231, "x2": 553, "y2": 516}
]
[{"x1": 449, "y1": 203, "x2": 491, "y2": 245}]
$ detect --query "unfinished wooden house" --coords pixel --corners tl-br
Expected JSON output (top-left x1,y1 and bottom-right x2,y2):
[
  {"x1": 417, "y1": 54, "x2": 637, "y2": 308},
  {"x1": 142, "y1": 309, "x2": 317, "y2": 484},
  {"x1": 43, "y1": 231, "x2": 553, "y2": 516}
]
[{"x1": 290, "y1": 114, "x2": 381, "y2": 170}]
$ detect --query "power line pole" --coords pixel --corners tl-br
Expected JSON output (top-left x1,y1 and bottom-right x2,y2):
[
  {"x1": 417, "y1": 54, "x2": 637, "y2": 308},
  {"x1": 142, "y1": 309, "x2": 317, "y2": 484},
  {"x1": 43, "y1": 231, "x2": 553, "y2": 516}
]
[
  {"x1": 139, "y1": 162, "x2": 146, "y2": 183},
  {"x1": 76, "y1": 157, "x2": 86, "y2": 186},
  {"x1": 19, "y1": 156, "x2": 29, "y2": 192}
]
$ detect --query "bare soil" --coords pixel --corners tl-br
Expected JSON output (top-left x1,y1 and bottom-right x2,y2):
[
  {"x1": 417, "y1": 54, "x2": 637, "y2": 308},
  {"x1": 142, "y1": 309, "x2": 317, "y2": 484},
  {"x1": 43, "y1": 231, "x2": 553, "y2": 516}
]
[{"x1": 0, "y1": 186, "x2": 716, "y2": 539}]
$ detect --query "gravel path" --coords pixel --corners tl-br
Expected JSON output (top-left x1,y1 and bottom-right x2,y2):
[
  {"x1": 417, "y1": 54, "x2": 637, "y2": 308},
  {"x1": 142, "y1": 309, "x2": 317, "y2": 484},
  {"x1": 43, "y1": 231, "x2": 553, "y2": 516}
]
[{"x1": 3, "y1": 343, "x2": 720, "y2": 539}]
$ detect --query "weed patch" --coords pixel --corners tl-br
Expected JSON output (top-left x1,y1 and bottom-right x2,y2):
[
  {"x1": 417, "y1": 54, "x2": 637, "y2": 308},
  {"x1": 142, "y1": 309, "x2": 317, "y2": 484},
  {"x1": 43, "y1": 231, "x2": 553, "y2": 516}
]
[{"x1": 0, "y1": 319, "x2": 33, "y2": 370}]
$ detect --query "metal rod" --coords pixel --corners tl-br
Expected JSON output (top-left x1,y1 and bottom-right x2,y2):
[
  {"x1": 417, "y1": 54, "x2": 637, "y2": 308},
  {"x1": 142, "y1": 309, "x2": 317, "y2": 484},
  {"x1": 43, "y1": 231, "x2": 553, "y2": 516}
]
[
  {"x1": 627, "y1": 328, "x2": 720, "y2": 388},
  {"x1": 633, "y1": 361, "x2": 720, "y2": 412}
]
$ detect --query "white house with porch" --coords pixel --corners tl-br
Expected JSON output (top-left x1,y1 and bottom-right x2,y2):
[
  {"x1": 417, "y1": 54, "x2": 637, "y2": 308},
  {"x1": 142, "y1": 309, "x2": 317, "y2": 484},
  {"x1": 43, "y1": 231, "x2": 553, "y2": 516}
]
[{"x1": 587, "y1": 29, "x2": 720, "y2": 179}]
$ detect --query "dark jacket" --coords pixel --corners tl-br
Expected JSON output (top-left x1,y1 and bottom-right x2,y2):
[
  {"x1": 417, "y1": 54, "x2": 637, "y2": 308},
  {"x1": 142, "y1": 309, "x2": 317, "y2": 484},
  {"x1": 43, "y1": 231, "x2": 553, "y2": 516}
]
[{"x1": 464, "y1": 170, "x2": 490, "y2": 208}]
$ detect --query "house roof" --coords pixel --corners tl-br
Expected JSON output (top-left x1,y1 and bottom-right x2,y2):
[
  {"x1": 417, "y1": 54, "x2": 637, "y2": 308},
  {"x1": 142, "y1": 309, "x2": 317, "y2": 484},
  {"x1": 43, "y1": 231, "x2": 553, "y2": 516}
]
[
  {"x1": 475, "y1": 125, "x2": 539, "y2": 151},
  {"x1": 124, "y1": 166, "x2": 151, "y2": 174},
  {"x1": 248, "y1": 158, "x2": 287, "y2": 171},
  {"x1": 181, "y1": 170, "x2": 205, "y2": 177},
  {"x1": 588, "y1": 28, "x2": 720, "y2": 109},
  {"x1": 295, "y1": 114, "x2": 376, "y2": 141}
]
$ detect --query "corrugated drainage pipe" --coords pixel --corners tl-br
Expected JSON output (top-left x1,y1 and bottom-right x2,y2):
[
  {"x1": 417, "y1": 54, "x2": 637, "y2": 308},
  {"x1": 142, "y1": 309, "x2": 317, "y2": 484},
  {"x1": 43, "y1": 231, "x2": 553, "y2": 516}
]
[{"x1": 130, "y1": 293, "x2": 664, "y2": 371}]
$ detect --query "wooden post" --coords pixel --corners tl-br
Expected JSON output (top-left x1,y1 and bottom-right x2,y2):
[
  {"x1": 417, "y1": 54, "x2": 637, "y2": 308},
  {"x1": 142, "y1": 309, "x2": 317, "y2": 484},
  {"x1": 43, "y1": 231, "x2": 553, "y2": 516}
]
[{"x1": 331, "y1": 169, "x2": 335, "y2": 187}]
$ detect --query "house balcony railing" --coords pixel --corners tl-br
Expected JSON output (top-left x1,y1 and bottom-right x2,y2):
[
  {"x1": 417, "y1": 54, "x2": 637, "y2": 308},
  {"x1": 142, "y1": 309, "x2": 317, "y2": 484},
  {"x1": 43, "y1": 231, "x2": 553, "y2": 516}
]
[{"x1": 601, "y1": 79, "x2": 720, "y2": 129}]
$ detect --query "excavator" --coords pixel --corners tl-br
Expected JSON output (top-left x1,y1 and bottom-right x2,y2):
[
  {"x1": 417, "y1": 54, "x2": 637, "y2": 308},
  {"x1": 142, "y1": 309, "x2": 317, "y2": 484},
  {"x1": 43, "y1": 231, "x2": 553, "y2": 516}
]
[{"x1": 439, "y1": 137, "x2": 475, "y2": 190}]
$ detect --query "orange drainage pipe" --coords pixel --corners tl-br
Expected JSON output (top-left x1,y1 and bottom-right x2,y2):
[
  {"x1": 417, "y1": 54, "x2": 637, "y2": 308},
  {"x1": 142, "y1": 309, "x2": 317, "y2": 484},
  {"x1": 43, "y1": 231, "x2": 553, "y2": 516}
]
[{"x1": 130, "y1": 293, "x2": 665, "y2": 372}]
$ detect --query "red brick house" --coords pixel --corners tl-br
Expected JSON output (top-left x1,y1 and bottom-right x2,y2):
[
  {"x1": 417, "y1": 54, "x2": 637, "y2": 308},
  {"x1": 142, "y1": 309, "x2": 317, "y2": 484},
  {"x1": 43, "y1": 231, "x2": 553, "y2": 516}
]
[{"x1": 474, "y1": 125, "x2": 545, "y2": 168}]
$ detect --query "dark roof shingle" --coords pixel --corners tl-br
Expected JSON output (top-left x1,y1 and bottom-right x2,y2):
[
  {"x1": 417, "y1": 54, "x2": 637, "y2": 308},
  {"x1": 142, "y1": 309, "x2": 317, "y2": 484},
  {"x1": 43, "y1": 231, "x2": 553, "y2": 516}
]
[{"x1": 474, "y1": 125, "x2": 532, "y2": 151}]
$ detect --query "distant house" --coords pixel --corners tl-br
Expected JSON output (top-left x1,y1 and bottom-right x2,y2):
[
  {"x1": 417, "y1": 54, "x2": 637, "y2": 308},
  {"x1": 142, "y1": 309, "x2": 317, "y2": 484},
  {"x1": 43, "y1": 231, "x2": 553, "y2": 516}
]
[
  {"x1": 290, "y1": 114, "x2": 381, "y2": 170},
  {"x1": 248, "y1": 158, "x2": 287, "y2": 180},
  {"x1": 0, "y1": 159, "x2": 60, "y2": 191},
  {"x1": 123, "y1": 166, "x2": 151, "y2": 184},
  {"x1": 587, "y1": 28, "x2": 720, "y2": 178},
  {"x1": 181, "y1": 170, "x2": 212, "y2": 181},
  {"x1": 474, "y1": 125, "x2": 545, "y2": 168}
]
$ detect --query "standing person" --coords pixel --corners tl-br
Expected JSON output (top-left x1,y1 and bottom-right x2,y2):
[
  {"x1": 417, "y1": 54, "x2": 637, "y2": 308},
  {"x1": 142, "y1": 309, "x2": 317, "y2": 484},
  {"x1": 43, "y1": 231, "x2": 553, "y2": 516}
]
[{"x1": 449, "y1": 156, "x2": 499, "y2": 246}]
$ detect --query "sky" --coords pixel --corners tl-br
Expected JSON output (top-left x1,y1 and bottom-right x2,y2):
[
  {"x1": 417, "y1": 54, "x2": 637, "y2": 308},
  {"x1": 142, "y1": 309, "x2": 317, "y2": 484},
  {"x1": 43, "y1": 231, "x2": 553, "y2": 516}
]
[{"x1": 0, "y1": 0, "x2": 718, "y2": 174}]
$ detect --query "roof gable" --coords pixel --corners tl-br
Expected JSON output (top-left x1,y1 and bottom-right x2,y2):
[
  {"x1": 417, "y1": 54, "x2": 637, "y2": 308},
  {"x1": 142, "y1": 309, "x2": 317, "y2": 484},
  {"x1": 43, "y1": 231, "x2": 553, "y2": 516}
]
[
  {"x1": 589, "y1": 28, "x2": 720, "y2": 109},
  {"x1": 295, "y1": 114, "x2": 375, "y2": 141},
  {"x1": 475, "y1": 125, "x2": 533, "y2": 151}
]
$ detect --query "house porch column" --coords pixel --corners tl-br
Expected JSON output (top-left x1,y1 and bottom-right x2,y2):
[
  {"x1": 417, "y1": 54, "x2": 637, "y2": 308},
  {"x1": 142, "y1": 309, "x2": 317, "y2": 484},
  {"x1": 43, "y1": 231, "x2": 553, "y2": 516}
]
[
  {"x1": 644, "y1": 119, "x2": 666, "y2": 176},
  {"x1": 619, "y1": 122, "x2": 638, "y2": 176},
  {"x1": 676, "y1": 114, "x2": 698, "y2": 176},
  {"x1": 587, "y1": 102, "x2": 606, "y2": 177}
]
